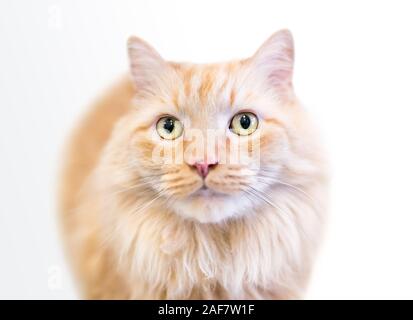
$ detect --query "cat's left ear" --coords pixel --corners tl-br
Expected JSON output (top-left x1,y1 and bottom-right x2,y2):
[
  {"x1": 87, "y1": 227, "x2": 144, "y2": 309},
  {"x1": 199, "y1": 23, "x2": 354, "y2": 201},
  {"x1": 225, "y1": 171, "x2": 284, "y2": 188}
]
[
  {"x1": 127, "y1": 36, "x2": 170, "y2": 95},
  {"x1": 250, "y1": 29, "x2": 294, "y2": 88}
]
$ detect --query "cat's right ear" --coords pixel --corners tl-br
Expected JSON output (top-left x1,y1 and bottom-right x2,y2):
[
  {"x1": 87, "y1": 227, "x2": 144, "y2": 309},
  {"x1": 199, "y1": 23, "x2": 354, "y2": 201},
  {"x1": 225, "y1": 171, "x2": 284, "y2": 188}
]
[
  {"x1": 127, "y1": 36, "x2": 169, "y2": 94},
  {"x1": 250, "y1": 29, "x2": 294, "y2": 89}
]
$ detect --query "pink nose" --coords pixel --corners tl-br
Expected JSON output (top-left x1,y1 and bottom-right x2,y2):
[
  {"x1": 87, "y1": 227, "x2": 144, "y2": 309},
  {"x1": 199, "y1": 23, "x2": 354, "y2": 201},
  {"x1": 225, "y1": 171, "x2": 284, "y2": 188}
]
[{"x1": 193, "y1": 161, "x2": 217, "y2": 178}]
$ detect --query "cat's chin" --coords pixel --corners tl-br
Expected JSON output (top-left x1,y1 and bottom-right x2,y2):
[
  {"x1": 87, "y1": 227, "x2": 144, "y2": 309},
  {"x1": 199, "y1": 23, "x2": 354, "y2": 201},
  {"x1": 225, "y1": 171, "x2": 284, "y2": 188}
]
[{"x1": 172, "y1": 189, "x2": 253, "y2": 224}]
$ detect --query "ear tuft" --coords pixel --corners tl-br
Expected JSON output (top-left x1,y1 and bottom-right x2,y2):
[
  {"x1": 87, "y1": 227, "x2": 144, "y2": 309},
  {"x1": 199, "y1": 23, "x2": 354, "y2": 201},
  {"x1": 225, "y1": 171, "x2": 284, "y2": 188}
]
[{"x1": 251, "y1": 29, "x2": 294, "y2": 87}]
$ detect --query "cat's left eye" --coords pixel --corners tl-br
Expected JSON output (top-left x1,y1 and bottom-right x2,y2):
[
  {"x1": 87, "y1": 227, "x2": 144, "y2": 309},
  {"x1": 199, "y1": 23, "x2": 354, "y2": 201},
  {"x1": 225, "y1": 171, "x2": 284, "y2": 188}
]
[
  {"x1": 156, "y1": 116, "x2": 184, "y2": 140},
  {"x1": 229, "y1": 112, "x2": 258, "y2": 136}
]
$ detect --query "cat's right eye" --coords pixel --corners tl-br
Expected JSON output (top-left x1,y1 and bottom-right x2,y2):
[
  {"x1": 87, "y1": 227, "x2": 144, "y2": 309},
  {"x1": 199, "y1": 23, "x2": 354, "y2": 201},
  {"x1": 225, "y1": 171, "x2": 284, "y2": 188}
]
[
  {"x1": 229, "y1": 112, "x2": 258, "y2": 136},
  {"x1": 156, "y1": 116, "x2": 184, "y2": 140}
]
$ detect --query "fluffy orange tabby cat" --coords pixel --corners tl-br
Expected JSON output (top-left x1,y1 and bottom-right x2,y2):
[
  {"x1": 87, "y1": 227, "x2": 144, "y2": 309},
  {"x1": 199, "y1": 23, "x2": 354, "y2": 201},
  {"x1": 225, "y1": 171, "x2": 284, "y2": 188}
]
[{"x1": 59, "y1": 30, "x2": 327, "y2": 299}]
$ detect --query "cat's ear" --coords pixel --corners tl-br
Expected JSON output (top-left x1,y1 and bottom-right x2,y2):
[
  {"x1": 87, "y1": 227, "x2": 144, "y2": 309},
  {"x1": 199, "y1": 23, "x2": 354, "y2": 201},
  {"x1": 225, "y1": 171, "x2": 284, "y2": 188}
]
[
  {"x1": 250, "y1": 29, "x2": 294, "y2": 88},
  {"x1": 127, "y1": 36, "x2": 169, "y2": 94}
]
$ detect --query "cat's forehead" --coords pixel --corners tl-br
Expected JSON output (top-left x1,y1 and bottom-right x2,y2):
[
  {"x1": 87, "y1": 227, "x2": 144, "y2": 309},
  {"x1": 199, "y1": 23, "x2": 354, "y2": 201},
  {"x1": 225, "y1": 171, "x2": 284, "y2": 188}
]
[{"x1": 169, "y1": 60, "x2": 252, "y2": 115}]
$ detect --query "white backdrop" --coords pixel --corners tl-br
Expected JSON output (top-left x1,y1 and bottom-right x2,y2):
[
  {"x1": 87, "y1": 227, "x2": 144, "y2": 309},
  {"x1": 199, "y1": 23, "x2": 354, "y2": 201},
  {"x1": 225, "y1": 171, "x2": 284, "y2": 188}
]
[{"x1": 1, "y1": 0, "x2": 413, "y2": 299}]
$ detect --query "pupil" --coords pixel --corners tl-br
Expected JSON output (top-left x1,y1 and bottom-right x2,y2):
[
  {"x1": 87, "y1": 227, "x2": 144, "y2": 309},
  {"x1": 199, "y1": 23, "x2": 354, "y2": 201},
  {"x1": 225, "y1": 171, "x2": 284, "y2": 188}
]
[
  {"x1": 163, "y1": 118, "x2": 175, "y2": 133},
  {"x1": 240, "y1": 114, "x2": 251, "y2": 129}
]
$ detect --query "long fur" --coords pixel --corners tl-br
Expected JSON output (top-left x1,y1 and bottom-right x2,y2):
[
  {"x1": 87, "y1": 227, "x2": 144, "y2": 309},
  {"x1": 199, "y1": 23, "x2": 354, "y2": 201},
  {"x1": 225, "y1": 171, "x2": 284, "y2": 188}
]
[{"x1": 59, "y1": 30, "x2": 328, "y2": 299}]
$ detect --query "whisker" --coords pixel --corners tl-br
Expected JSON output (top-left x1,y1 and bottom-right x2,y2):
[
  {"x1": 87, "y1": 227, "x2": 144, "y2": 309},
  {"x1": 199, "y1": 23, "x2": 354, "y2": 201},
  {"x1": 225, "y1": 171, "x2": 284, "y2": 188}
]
[
  {"x1": 255, "y1": 173, "x2": 322, "y2": 210},
  {"x1": 129, "y1": 190, "x2": 168, "y2": 217},
  {"x1": 103, "y1": 181, "x2": 154, "y2": 197},
  {"x1": 257, "y1": 174, "x2": 312, "y2": 199},
  {"x1": 242, "y1": 187, "x2": 290, "y2": 220},
  {"x1": 99, "y1": 191, "x2": 173, "y2": 249}
]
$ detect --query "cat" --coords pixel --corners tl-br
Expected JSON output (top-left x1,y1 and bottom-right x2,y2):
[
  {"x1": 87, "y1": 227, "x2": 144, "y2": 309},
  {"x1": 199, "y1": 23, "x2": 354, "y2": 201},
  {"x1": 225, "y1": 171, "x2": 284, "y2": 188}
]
[{"x1": 59, "y1": 29, "x2": 328, "y2": 299}]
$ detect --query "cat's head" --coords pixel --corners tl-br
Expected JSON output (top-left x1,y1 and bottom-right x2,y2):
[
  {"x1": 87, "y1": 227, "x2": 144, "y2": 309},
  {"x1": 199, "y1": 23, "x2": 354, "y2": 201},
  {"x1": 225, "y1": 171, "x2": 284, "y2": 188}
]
[{"x1": 103, "y1": 30, "x2": 321, "y2": 223}]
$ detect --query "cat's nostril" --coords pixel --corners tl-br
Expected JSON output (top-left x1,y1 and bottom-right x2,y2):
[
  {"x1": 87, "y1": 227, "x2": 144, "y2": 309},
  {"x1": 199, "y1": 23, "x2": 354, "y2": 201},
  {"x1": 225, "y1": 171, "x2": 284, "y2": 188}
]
[{"x1": 193, "y1": 161, "x2": 218, "y2": 178}]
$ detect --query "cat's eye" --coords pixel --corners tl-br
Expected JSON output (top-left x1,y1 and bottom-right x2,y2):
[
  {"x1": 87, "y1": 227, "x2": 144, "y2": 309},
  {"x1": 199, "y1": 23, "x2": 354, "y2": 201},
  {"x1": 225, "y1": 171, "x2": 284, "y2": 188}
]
[
  {"x1": 156, "y1": 116, "x2": 184, "y2": 140},
  {"x1": 229, "y1": 112, "x2": 258, "y2": 136}
]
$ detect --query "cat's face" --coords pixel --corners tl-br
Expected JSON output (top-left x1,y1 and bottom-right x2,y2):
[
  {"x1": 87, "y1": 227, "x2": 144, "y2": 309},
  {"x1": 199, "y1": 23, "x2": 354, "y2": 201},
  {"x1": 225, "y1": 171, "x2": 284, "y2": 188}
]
[{"x1": 108, "y1": 30, "x2": 319, "y2": 223}]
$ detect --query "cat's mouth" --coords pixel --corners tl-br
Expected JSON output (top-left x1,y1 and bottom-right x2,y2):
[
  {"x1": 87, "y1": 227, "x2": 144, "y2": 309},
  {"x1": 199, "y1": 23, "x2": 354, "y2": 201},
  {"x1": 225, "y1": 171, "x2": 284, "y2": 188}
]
[{"x1": 190, "y1": 184, "x2": 227, "y2": 199}]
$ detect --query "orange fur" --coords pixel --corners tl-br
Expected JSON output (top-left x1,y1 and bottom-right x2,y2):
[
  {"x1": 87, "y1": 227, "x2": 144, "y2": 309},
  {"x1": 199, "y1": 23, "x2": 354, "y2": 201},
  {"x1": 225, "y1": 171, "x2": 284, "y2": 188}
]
[{"x1": 59, "y1": 30, "x2": 328, "y2": 299}]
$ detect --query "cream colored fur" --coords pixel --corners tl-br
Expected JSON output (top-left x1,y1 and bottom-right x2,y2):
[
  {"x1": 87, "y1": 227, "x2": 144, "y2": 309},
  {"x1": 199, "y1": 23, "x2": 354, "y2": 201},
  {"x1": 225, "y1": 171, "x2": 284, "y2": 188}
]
[{"x1": 59, "y1": 30, "x2": 328, "y2": 299}]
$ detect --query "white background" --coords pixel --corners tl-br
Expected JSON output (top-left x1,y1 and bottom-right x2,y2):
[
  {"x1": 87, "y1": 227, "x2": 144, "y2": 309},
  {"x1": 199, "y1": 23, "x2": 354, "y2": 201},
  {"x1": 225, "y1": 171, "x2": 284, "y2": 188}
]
[{"x1": 1, "y1": 0, "x2": 413, "y2": 299}]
